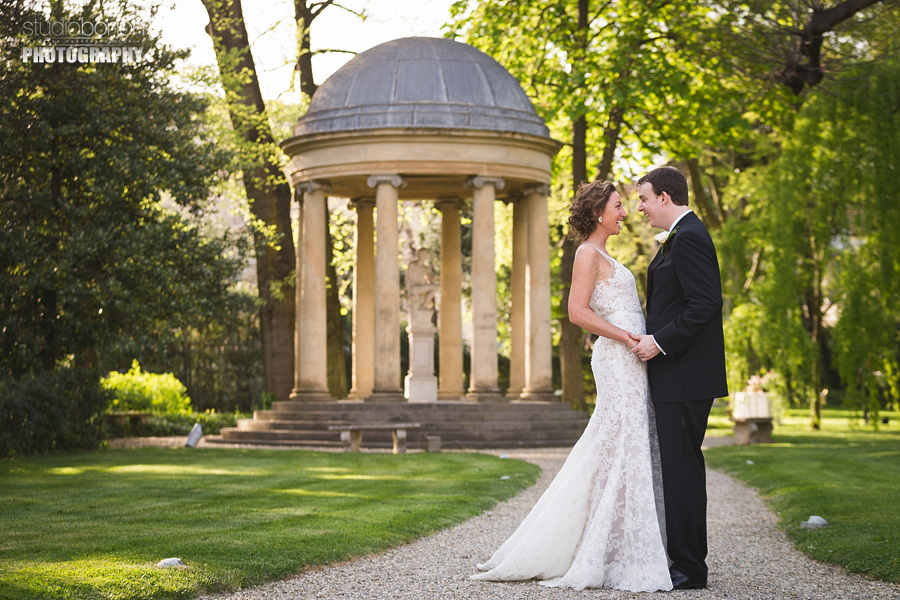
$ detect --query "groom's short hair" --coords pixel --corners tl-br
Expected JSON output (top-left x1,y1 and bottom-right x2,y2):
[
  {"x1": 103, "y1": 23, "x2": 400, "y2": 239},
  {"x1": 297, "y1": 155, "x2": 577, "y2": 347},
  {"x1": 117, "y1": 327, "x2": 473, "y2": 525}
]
[{"x1": 639, "y1": 167, "x2": 689, "y2": 206}]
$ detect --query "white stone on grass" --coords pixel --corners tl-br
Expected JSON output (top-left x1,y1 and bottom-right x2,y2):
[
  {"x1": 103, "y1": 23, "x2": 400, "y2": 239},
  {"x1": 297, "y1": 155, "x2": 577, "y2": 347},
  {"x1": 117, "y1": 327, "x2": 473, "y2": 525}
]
[
  {"x1": 801, "y1": 515, "x2": 829, "y2": 529},
  {"x1": 156, "y1": 558, "x2": 185, "y2": 568}
]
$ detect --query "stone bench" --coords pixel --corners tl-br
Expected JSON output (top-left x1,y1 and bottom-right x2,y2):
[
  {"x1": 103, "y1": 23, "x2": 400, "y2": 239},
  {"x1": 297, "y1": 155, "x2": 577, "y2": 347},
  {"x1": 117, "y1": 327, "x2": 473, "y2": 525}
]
[
  {"x1": 328, "y1": 423, "x2": 421, "y2": 454},
  {"x1": 105, "y1": 411, "x2": 152, "y2": 428},
  {"x1": 730, "y1": 417, "x2": 774, "y2": 445}
]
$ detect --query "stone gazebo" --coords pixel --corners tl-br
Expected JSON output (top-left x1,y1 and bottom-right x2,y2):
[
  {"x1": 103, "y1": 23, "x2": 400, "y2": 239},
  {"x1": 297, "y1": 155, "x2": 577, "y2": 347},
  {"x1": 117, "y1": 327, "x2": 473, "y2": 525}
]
[{"x1": 218, "y1": 37, "x2": 590, "y2": 448}]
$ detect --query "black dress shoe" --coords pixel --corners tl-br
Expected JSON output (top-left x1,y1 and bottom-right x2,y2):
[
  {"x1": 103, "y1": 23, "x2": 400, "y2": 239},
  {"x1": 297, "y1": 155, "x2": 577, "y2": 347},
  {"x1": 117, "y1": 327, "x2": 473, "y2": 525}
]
[{"x1": 670, "y1": 569, "x2": 707, "y2": 590}]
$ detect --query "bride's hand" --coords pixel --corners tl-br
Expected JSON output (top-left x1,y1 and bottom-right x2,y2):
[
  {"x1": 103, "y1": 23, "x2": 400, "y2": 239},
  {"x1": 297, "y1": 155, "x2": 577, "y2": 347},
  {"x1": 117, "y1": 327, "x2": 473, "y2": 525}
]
[{"x1": 625, "y1": 332, "x2": 639, "y2": 351}]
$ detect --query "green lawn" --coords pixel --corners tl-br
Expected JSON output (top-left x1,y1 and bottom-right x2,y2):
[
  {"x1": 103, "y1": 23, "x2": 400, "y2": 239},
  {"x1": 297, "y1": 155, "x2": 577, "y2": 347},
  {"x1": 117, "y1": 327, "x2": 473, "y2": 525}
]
[
  {"x1": 0, "y1": 447, "x2": 540, "y2": 600},
  {"x1": 705, "y1": 407, "x2": 900, "y2": 583}
]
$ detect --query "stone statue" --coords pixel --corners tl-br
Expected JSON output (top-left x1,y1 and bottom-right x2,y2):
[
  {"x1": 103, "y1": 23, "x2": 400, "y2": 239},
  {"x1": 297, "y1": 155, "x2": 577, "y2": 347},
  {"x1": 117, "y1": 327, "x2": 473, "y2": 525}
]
[
  {"x1": 406, "y1": 248, "x2": 439, "y2": 330},
  {"x1": 404, "y1": 248, "x2": 439, "y2": 402}
]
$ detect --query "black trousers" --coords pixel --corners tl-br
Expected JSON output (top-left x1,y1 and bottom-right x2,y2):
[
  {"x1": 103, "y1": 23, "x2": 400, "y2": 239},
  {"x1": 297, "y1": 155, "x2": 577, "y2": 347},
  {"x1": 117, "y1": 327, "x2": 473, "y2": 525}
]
[{"x1": 654, "y1": 399, "x2": 714, "y2": 583}]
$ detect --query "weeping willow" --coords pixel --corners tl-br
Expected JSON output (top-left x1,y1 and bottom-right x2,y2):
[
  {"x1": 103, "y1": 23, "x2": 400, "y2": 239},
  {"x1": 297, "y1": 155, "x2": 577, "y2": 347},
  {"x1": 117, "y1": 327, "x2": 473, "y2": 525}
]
[
  {"x1": 726, "y1": 57, "x2": 900, "y2": 418},
  {"x1": 827, "y1": 59, "x2": 900, "y2": 416}
]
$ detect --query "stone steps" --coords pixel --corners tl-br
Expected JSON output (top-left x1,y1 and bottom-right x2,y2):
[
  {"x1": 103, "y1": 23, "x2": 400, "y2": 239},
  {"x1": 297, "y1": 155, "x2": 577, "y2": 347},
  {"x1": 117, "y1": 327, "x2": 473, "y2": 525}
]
[
  {"x1": 237, "y1": 419, "x2": 585, "y2": 432},
  {"x1": 213, "y1": 400, "x2": 590, "y2": 449}
]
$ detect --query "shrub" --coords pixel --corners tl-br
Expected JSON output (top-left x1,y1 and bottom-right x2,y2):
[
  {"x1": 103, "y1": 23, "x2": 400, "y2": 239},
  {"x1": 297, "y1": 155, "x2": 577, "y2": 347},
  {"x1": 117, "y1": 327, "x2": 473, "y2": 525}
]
[
  {"x1": 0, "y1": 368, "x2": 110, "y2": 458},
  {"x1": 101, "y1": 408, "x2": 243, "y2": 439},
  {"x1": 145, "y1": 410, "x2": 243, "y2": 436},
  {"x1": 101, "y1": 360, "x2": 192, "y2": 415}
]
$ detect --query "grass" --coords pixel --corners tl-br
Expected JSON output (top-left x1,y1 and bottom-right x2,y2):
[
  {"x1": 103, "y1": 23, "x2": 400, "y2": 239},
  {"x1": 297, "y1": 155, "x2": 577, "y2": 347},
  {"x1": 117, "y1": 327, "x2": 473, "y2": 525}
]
[
  {"x1": 705, "y1": 403, "x2": 735, "y2": 436},
  {"x1": 0, "y1": 447, "x2": 540, "y2": 600},
  {"x1": 704, "y1": 406, "x2": 900, "y2": 583}
]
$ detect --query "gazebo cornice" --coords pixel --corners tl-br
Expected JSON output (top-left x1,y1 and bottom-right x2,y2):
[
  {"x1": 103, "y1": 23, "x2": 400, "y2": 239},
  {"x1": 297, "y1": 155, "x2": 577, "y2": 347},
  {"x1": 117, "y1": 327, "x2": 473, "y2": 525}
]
[
  {"x1": 281, "y1": 127, "x2": 562, "y2": 198},
  {"x1": 281, "y1": 126, "x2": 562, "y2": 159}
]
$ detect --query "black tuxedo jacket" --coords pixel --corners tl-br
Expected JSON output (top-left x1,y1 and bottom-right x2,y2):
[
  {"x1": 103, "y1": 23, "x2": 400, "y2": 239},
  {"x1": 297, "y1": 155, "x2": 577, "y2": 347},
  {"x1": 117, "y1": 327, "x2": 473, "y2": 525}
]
[{"x1": 646, "y1": 212, "x2": 728, "y2": 403}]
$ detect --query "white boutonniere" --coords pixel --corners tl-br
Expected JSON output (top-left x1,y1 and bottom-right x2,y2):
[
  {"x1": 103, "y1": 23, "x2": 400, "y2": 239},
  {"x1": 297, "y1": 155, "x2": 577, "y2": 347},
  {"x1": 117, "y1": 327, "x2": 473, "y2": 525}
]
[{"x1": 654, "y1": 225, "x2": 680, "y2": 255}]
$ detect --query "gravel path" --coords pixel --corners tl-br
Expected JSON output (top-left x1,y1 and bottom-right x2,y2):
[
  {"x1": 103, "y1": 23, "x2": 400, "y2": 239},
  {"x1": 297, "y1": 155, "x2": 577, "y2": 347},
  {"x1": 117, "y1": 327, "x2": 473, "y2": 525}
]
[{"x1": 195, "y1": 444, "x2": 900, "y2": 600}]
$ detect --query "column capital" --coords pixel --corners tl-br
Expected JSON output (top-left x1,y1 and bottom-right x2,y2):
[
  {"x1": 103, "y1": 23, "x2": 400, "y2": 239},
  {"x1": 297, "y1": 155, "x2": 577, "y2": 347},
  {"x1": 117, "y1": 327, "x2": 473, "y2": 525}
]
[
  {"x1": 296, "y1": 180, "x2": 332, "y2": 196},
  {"x1": 349, "y1": 197, "x2": 375, "y2": 210},
  {"x1": 501, "y1": 192, "x2": 523, "y2": 205},
  {"x1": 367, "y1": 174, "x2": 407, "y2": 189},
  {"x1": 435, "y1": 197, "x2": 463, "y2": 211},
  {"x1": 523, "y1": 183, "x2": 551, "y2": 197},
  {"x1": 465, "y1": 176, "x2": 505, "y2": 191}
]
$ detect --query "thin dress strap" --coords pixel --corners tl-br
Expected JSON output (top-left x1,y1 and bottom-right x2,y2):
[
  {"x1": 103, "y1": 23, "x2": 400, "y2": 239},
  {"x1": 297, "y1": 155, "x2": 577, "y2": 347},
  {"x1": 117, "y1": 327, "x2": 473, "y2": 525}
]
[{"x1": 576, "y1": 243, "x2": 615, "y2": 281}]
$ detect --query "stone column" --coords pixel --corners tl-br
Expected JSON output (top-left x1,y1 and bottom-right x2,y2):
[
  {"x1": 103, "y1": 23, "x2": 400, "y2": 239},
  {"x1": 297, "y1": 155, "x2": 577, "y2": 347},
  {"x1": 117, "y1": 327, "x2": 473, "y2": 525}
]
[
  {"x1": 290, "y1": 180, "x2": 332, "y2": 402},
  {"x1": 367, "y1": 174, "x2": 406, "y2": 402},
  {"x1": 507, "y1": 194, "x2": 528, "y2": 399},
  {"x1": 436, "y1": 198, "x2": 465, "y2": 400},
  {"x1": 465, "y1": 176, "x2": 504, "y2": 402},
  {"x1": 291, "y1": 187, "x2": 304, "y2": 398},
  {"x1": 349, "y1": 198, "x2": 375, "y2": 399},
  {"x1": 521, "y1": 184, "x2": 555, "y2": 401}
]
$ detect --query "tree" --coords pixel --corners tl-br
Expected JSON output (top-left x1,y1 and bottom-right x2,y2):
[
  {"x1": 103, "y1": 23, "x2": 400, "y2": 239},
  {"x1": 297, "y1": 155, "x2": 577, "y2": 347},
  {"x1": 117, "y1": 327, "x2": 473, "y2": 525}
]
[
  {"x1": 0, "y1": 0, "x2": 248, "y2": 453},
  {"x1": 202, "y1": 0, "x2": 296, "y2": 401},
  {"x1": 668, "y1": 1, "x2": 900, "y2": 428},
  {"x1": 704, "y1": 0, "x2": 896, "y2": 95},
  {"x1": 723, "y1": 54, "x2": 900, "y2": 423}
]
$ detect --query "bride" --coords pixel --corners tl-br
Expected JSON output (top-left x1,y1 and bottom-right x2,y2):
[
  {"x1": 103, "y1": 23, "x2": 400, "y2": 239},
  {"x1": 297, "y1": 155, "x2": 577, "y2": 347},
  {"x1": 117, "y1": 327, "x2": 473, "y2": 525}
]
[{"x1": 471, "y1": 180, "x2": 672, "y2": 592}]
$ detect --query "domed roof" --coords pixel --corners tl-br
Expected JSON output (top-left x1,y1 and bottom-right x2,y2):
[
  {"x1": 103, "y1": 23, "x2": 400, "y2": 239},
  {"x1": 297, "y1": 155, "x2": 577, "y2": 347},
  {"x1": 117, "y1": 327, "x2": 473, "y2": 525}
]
[{"x1": 293, "y1": 37, "x2": 549, "y2": 138}]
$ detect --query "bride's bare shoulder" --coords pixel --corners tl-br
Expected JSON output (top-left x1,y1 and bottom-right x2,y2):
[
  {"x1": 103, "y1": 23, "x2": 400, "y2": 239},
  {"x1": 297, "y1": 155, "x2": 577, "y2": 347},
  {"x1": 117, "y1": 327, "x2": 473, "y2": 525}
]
[{"x1": 574, "y1": 244, "x2": 612, "y2": 282}]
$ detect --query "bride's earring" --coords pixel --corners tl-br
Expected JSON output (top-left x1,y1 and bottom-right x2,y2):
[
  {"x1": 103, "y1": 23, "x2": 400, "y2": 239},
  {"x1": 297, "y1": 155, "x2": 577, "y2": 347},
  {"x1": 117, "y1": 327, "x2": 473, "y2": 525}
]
[{"x1": 598, "y1": 216, "x2": 603, "y2": 224}]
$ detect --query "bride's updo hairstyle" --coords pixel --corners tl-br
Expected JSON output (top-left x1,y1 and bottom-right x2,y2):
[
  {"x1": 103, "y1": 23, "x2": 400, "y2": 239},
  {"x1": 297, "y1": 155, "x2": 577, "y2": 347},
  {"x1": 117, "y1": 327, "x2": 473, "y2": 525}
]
[{"x1": 567, "y1": 180, "x2": 616, "y2": 242}]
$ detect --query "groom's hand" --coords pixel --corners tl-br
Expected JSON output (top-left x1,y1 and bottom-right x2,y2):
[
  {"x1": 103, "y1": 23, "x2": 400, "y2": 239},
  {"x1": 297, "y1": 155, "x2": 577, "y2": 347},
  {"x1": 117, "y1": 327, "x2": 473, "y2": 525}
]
[{"x1": 629, "y1": 333, "x2": 660, "y2": 362}]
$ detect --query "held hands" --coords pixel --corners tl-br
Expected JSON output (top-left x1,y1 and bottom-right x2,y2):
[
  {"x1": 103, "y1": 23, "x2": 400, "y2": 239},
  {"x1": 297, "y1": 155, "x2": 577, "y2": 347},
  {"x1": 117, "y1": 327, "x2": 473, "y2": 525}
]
[{"x1": 629, "y1": 333, "x2": 660, "y2": 362}]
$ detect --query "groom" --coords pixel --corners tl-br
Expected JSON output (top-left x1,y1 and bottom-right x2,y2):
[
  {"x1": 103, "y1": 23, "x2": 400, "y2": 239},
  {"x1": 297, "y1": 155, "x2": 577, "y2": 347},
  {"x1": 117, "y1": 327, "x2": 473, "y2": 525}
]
[{"x1": 630, "y1": 166, "x2": 728, "y2": 590}]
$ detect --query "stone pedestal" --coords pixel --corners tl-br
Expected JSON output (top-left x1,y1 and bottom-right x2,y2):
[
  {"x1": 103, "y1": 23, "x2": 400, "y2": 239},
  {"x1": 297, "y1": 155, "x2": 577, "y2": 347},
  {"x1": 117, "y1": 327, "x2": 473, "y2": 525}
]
[
  {"x1": 731, "y1": 391, "x2": 774, "y2": 444},
  {"x1": 732, "y1": 391, "x2": 772, "y2": 419},
  {"x1": 405, "y1": 328, "x2": 438, "y2": 403}
]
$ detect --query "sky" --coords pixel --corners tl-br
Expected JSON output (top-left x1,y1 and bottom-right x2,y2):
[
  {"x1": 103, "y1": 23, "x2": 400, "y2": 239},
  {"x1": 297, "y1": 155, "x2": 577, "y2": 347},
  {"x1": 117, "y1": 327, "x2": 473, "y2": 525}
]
[{"x1": 154, "y1": 0, "x2": 459, "y2": 101}]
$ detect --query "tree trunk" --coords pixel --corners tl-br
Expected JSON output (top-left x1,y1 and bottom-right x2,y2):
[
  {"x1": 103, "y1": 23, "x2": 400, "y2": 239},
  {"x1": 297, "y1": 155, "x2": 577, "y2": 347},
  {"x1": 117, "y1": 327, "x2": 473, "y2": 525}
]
[
  {"x1": 558, "y1": 0, "x2": 591, "y2": 410},
  {"x1": 202, "y1": 0, "x2": 296, "y2": 400},
  {"x1": 559, "y1": 242, "x2": 586, "y2": 408},
  {"x1": 594, "y1": 106, "x2": 624, "y2": 182},
  {"x1": 801, "y1": 232, "x2": 829, "y2": 429},
  {"x1": 778, "y1": 0, "x2": 884, "y2": 94},
  {"x1": 294, "y1": 0, "x2": 332, "y2": 99},
  {"x1": 686, "y1": 158, "x2": 722, "y2": 230}
]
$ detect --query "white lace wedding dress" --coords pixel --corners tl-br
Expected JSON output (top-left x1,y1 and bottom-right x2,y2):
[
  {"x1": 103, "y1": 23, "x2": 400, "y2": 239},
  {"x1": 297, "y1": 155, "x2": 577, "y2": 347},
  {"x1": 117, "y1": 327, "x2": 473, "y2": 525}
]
[{"x1": 471, "y1": 246, "x2": 672, "y2": 592}]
